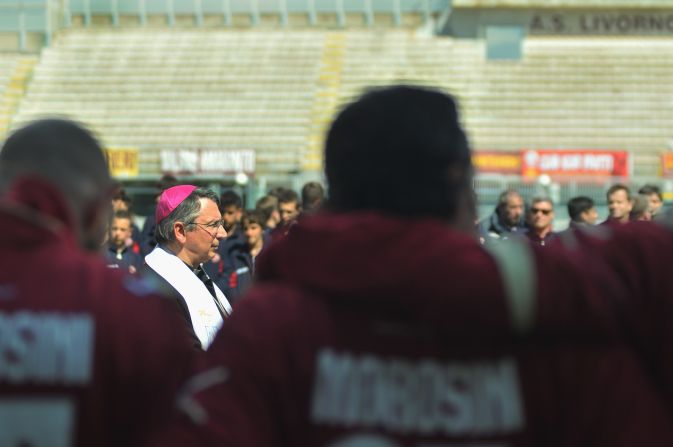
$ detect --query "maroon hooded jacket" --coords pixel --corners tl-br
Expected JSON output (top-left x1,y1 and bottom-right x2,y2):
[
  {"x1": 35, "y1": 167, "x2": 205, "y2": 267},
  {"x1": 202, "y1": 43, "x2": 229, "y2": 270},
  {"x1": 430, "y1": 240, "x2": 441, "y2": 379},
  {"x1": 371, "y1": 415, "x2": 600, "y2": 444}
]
[
  {"x1": 150, "y1": 212, "x2": 673, "y2": 447},
  {"x1": 0, "y1": 179, "x2": 199, "y2": 447}
]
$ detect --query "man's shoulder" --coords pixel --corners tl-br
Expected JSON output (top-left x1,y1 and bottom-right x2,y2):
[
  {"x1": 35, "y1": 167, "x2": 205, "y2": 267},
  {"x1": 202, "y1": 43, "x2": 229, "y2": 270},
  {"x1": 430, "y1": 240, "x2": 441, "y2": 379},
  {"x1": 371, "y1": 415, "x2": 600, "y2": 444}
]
[
  {"x1": 138, "y1": 262, "x2": 181, "y2": 298},
  {"x1": 477, "y1": 213, "x2": 495, "y2": 232},
  {"x1": 227, "y1": 282, "x2": 322, "y2": 332}
]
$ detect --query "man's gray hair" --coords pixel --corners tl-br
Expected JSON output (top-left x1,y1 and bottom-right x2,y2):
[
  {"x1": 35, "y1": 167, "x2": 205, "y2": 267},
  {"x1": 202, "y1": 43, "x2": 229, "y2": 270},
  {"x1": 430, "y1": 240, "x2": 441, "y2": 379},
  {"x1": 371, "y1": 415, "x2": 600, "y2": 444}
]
[
  {"x1": 497, "y1": 189, "x2": 522, "y2": 210},
  {"x1": 155, "y1": 187, "x2": 220, "y2": 244}
]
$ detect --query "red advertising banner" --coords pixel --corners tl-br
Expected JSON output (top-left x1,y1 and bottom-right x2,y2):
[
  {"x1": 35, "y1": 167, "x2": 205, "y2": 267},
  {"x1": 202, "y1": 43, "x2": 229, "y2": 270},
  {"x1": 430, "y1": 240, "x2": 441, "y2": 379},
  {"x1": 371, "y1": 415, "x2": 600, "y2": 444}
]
[
  {"x1": 521, "y1": 149, "x2": 629, "y2": 178},
  {"x1": 661, "y1": 153, "x2": 673, "y2": 177},
  {"x1": 472, "y1": 151, "x2": 521, "y2": 175}
]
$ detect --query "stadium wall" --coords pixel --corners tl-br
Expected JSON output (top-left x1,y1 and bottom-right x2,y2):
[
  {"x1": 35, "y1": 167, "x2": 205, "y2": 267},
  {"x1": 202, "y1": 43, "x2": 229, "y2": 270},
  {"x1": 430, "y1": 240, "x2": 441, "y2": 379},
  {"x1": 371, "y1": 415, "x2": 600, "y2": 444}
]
[{"x1": 443, "y1": 6, "x2": 673, "y2": 38}]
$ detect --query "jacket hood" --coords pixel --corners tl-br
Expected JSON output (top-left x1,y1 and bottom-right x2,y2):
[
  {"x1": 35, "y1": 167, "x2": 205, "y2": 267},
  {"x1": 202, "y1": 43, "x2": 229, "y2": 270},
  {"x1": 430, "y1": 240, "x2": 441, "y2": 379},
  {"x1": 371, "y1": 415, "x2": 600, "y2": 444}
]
[
  {"x1": 256, "y1": 212, "x2": 510, "y2": 331},
  {"x1": 0, "y1": 176, "x2": 76, "y2": 249},
  {"x1": 480, "y1": 210, "x2": 527, "y2": 236}
]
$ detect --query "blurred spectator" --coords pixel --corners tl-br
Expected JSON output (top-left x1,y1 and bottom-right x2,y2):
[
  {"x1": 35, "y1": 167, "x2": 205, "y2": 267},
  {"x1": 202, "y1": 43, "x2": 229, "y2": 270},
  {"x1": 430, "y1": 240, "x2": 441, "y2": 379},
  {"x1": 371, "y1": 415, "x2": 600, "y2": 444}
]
[
  {"x1": 639, "y1": 184, "x2": 663, "y2": 217},
  {"x1": 267, "y1": 186, "x2": 286, "y2": 199},
  {"x1": 144, "y1": 186, "x2": 232, "y2": 350},
  {"x1": 605, "y1": 184, "x2": 632, "y2": 224},
  {"x1": 478, "y1": 189, "x2": 527, "y2": 243},
  {"x1": 111, "y1": 184, "x2": 141, "y2": 243},
  {"x1": 301, "y1": 181, "x2": 325, "y2": 213},
  {"x1": 278, "y1": 188, "x2": 301, "y2": 225},
  {"x1": 567, "y1": 196, "x2": 598, "y2": 227},
  {"x1": 526, "y1": 196, "x2": 556, "y2": 246},
  {"x1": 203, "y1": 190, "x2": 244, "y2": 290},
  {"x1": 219, "y1": 190, "x2": 243, "y2": 238},
  {"x1": 255, "y1": 194, "x2": 281, "y2": 230},
  {"x1": 111, "y1": 182, "x2": 132, "y2": 212},
  {"x1": 104, "y1": 209, "x2": 143, "y2": 274},
  {"x1": 0, "y1": 119, "x2": 197, "y2": 447},
  {"x1": 630, "y1": 194, "x2": 652, "y2": 221},
  {"x1": 219, "y1": 211, "x2": 269, "y2": 303},
  {"x1": 140, "y1": 174, "x2": 178, "y2": 256}
]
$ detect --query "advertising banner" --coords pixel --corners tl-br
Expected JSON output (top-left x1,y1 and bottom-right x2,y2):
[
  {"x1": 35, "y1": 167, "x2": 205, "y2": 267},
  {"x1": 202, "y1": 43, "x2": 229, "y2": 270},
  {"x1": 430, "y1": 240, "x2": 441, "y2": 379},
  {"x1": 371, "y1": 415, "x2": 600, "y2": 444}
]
[
  {"x1": 105, "y1": 148, "x2": 139, "y2": 177},
  {"x1": 521, "y1": 149, "x2": 629, "y2": 179},
  {"x1": 472, "y1": 151, "x2": 521, "y2": 175},
  {"x1": 530, "y1": 11, "x2": 673, "y2": 36},
  {"x1": 661, "y1": 153, "x2": 673, "y2": 177},
  {"x1": 160, "y1": 149, "x2": 255, "y2": 175}
]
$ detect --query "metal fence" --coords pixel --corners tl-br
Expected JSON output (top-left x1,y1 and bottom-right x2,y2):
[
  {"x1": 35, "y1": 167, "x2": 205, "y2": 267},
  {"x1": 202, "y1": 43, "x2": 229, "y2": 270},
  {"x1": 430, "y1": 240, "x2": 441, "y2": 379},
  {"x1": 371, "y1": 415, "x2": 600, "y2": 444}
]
[{"x1": 64, "y1": 0, "x2": 448, "y2": 27}]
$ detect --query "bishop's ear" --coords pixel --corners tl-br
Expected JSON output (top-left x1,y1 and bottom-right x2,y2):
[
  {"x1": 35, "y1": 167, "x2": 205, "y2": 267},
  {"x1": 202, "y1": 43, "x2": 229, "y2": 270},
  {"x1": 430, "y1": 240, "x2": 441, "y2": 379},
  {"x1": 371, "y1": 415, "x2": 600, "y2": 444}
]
[{"x1": 173, "y1": 221, "x2": 188, "y2": 243}]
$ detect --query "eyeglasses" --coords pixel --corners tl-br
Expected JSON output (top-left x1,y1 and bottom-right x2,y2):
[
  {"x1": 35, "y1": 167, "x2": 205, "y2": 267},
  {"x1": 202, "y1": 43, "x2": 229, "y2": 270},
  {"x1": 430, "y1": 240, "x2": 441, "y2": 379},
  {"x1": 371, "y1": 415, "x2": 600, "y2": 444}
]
[
  {"x1": 530, "y1": 208, "x2": 552, "y2": 215},
  {"x1": 187, "y1": 219, "x2": 225, "y2": 236}
]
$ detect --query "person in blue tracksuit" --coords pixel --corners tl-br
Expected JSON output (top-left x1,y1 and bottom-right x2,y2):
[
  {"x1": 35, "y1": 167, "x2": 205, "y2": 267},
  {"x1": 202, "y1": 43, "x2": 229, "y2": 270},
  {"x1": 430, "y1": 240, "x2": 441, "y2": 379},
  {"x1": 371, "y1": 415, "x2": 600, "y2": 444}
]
[
  {"x1": 104, "y1": 210, "x2": 143, "y2": 274},
  {"x1": 218, "y1": 211, "x2": 269, "y2": 304}
]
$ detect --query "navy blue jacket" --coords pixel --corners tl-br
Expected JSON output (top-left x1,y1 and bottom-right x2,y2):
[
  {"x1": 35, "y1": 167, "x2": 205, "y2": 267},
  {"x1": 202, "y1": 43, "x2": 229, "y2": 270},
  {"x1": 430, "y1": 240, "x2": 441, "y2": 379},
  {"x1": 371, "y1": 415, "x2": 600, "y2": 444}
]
[
  {"x1": 104, "y1": 244, "x2": 143, "y2": 274},
  {"x1": 204, "y1": 231, "x2": 268, "y2": 304},
  {"x1": 140, "y1": 212, "x2": 157, "y2": 257},
  {"x1": 478, "y1": 210, "x2": 528, "y2": 244},
  {"x1": 203, "y1": 229, "x2": 243, "y2": 300}
]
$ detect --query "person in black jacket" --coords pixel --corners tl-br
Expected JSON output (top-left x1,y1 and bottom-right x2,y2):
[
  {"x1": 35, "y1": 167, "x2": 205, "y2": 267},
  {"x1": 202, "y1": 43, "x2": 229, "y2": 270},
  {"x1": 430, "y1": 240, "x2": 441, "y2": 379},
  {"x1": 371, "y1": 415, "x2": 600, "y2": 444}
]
[{"x1": 478, "y1": 189, "x2": 527, "y2": 243}]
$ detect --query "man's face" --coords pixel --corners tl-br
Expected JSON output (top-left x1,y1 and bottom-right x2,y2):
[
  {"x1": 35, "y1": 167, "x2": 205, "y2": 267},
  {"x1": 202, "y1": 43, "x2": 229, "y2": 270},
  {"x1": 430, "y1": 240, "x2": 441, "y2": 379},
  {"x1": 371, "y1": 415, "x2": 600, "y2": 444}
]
[
  {"x1": 244, "y1": 222, "x2": 264, "y2": 248},
  {"x1": 646, "y1": 193, "x2": 663, "y2": 215},
  {"x1": 279, "y1": 200, "x2": 300, "y2": 224},
  {"x1": 528, "y1": 200, "x2": 554, "y2": 231},
  {"x1": 184, "y1": 198, "x2": 226, "y2": 265},
  {"x1": 109, "y1": 217, "x2": 131, "y2": 249},
  {"x1": 580, "y1": 207, "x2": 598, "y2": 225},
  {"x1": 608, "y1": 190, "x2": 632, "y2": 222},
  {"x1": 503, "y1": 195, "x2": 524, "y2": 226},
  {"x1": 221, "y1": 205, "x2": 241, "y2": 233}
]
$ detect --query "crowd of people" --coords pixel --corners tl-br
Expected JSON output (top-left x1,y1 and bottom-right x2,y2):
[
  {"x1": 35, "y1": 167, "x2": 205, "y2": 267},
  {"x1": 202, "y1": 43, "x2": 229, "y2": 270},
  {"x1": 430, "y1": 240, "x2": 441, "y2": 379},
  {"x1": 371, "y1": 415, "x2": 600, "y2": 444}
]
[
  {"x1": 2, "y1": 85, "x2": 673, "y2": 446},
  {"x1": 479, "y1": 183, "x2": 666, "y2": 246}
]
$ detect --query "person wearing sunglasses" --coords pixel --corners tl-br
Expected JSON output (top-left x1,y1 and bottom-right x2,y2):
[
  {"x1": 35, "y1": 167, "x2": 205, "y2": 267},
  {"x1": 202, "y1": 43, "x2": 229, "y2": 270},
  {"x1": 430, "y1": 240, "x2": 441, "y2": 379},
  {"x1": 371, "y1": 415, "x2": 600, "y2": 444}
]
[
  {"x1": 144, "y1": 185, "x2": 232, "y2": 350},
  {"x1": 526, "y1": 196, "x2": 556, "y2": 246}
]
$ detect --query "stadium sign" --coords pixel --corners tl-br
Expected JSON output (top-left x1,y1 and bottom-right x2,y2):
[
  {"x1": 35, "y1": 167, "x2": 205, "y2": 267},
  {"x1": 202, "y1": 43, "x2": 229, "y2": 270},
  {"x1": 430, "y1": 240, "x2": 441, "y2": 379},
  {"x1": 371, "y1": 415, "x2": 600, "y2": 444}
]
[
  {"x1": 105, "y1": 148, "x2": 139, "y2": 178},
  {"x1": 521, "y1": 149, "x2": 629, "y2": 179},
  {"x1": 661, "y1": 153, "x2": 673, "y2": 178},
  {"x1": 160, "y1": 148, "x2": 255, "y2": 175},
  {"x1": 472, "y1": 151, "x2": 521, "y2": 175},
  {"x1": 529, "y1": 11, "x2": 673, "y2": 35}
]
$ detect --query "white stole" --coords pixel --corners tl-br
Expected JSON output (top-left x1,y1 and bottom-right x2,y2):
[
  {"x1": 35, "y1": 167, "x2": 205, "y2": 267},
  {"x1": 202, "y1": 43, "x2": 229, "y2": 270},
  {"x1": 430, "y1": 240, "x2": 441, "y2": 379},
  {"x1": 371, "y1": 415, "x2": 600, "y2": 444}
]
[{"x1": 145, "y1": 246, "x2": 232, "y2": 349}]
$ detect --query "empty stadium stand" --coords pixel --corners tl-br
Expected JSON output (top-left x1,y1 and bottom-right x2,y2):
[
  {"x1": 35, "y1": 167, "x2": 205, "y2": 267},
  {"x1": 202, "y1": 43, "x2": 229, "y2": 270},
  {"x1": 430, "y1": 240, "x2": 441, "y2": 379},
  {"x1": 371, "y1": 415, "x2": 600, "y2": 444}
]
[
  {"x1": 335, "y1": 32, "x2": 673, "y2": 177},
  {"x1": 8, "y1": 27, "x2": 673, "y2": 180},
  {"x1": 12, "y1": 29, "x2": 325, "y2": 177},
  {"x1": 0, "y1": 53, "x2": 36, "y2": 137}
]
